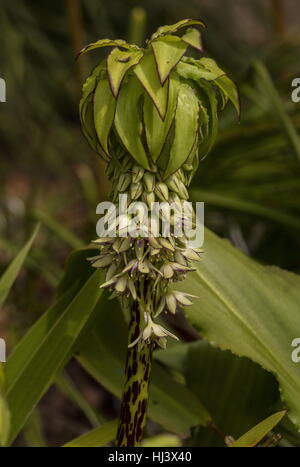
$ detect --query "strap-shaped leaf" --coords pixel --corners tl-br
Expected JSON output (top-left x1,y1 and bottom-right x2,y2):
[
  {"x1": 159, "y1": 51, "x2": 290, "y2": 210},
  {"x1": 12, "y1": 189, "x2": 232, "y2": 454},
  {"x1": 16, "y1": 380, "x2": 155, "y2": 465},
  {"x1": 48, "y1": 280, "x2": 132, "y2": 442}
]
[
  {"x1": 77, "y1": 39, "x2": 139, "y2": 58},
  {"x1": 144, "y1": 75, "x2": 179, "y2": 162},
  {"x1": 93, "y1": 75, "x2": 116, "y2": 155},
  {"x1": 63, "y1": 419, "x2": 118, "y2": 447},
  {"x1": 107, "y1": 48, "x2": 143, "y2": 97},
  {"x1": 164, "y1": 84, "x2": 199, "y2": 178},
  {"x1": 134, "y1": 52, "x2": 169, "y2": 119},
  {"x1": 177, "y1": 59, "x2": 225, "y2": 82},
  {"x1": 5, "y1": 270, "x2": 104, "y2": 444},
  {"x1": 114, "y1": 76, "x2": 150, "y2": 170},
  {"x1": 230, "y1": 411, "x2": 287, "y2": 447},
  {"x1": 152, "y1": 36, "x2": 187, "y2": 84},
  {"x1": 214, "y1": 75, "x2": 240, "y2": 117},
  {"x1": 151, "y1": 19, "x2": 206, "y2": 41},
  {"x1": 0, "y1": 225, "x2": 39, "y2": 307},
  {"x1": 182, "y1": 28, "x2": 203, "y2": 51}
]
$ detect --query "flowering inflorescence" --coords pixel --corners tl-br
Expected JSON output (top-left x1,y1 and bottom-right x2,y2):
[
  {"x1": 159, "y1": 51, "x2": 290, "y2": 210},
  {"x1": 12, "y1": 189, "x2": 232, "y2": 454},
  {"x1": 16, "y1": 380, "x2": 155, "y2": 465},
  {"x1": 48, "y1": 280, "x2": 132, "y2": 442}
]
[
  {"x1": 88, "y1": 151, "x2": 200, "y2": 348},
  {"x1": 79, "y1": 18, "x2": 239, "y2": 349}
]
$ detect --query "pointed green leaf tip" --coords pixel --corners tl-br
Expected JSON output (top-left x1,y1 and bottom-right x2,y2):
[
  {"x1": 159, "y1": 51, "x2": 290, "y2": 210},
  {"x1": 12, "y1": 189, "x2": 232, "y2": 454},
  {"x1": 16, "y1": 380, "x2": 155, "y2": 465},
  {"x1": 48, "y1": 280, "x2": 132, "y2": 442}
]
[
  {"x1": 107, "y1": 48, "x2": 143, "y2": 97},
  {"x1": 182, "y1": 28, "x2": 203, "y2": 51},
  {"x1": 152, "y1": 36, "x2": 187, "y2": 85},
  {"x1": 144, "y1": 76, "x2": 179, "y2": 162},
  {"x1": 77, "y1": 39, "x2": 139, "y2": 58},
  {"x1": 150, "y1": 18, "x2": 206, "y2": 41},
  {"x1": 134, "y1": 52, "x2": 169, "y2": 119}
]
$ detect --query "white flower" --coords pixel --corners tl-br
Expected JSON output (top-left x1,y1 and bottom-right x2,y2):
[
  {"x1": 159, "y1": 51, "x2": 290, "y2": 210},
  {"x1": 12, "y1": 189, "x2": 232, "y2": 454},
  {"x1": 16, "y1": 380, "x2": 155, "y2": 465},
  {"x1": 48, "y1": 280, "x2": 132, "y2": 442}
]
[{"x1": 128, "y1": 313, "x2": 178, "y2": 348}]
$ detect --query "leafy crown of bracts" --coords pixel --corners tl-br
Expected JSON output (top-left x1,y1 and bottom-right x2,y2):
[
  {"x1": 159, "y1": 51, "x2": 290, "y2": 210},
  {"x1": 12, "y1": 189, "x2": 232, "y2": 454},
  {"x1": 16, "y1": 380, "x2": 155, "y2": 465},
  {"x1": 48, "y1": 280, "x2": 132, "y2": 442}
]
[{"x1": 79, "y1": 18, "x2": 240, "y2": 179}]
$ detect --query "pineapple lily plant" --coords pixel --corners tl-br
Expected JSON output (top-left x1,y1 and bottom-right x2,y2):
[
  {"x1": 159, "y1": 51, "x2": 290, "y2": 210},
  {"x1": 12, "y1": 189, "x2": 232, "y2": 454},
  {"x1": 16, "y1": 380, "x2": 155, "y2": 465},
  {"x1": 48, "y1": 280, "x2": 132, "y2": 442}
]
[{"x1": 79, "y1": 19, "x2": 239, "y2": 447}]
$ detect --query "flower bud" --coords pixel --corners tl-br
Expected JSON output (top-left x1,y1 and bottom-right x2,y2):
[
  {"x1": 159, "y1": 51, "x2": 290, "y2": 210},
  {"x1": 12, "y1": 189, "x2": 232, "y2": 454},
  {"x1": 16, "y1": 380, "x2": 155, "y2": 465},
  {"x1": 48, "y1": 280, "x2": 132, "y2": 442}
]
[
  {"x1": 132, "y1": 165, "x2": 145, "y2": 183},
  {"x1": 161, "y1": 263, "x2": 174, "y2": 279},
  {"x1": 117, "y1": 173, "x2": 131, "y2": 192},
  {"x1": 165, "y1": 174, "x2": 181, "y2": 194},
  {"x1": 155, "y1": 182, "x2": 169, "y2": 202},
  {"x1": 144, "y1": 192, "x2": 156, "y2": 208},
  {"x1": 135, "y1": 239, "x2": 144, "y2": 260},
  {"x1": 143, "y1": 172, "x2": 155, "y2": 192},
  {"x1": 166, "y1": 292, "x2": 177, "y2": 314},
  {"x1": 116, "y1": 276, "x2": 127, "y2": 293},
  {"x1": 131, "y1": 182, "x2": 143, "y2": 200}
]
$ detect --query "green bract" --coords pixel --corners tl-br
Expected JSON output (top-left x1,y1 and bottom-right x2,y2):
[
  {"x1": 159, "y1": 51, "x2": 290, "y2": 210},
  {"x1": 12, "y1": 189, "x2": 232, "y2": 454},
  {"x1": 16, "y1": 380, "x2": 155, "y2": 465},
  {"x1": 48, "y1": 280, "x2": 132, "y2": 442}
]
[{"x1": 79, "y1": 19, "x2": 239, "y2": 177}]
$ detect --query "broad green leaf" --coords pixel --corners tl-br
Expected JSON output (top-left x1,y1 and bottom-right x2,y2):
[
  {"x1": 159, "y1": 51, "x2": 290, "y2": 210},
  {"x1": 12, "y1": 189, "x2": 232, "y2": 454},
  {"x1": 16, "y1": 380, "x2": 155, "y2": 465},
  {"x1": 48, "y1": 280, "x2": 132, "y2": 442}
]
[
  {"x1": 182, "y1": 28, "x2": 203, "y2": 51},
  {"x1": 151, "y1": 36, "x2": 187, "y2": 84},
  {"x1": 107, "y1": 48, "x2": 143, "y2": 97},
  {"x1": 230, "y1": 411, "x2": 287, "y2": 447},
  {"x1": 164, "y1": 84, "x2": 199, "y2": 178},
  {"x1": 0, "y1": 224, "x2": 39, "y2": 307},
  {"x1": 114, "y1": 76, "x2": 150, "y2": 170},
  {"x1": 33, "y1": 210, "x2": 83, "y2": 249},
  {"x1": 77, "y1": 39, "x2": 139, "y2": 58},
  {"x1": 5, "y1": 269, "x2": 103, "y2": 444},
  {"x1": 156, "y1": 341, "x2": 280, "y2": 447},
  {"x1": 176, "y1": 60, "x2": 225, "y2": 82},
  {"x1": 93, "y1": 75, "x2": 116, "y2": 155},
  {"x1": 144, "y1": 75, "x2": 179, "y2": 161},
  {"x1": 177, "y1": 228, "x2": 300, "y2": 430},
  {"x1": 77, "y1": 295, "x2": 212, "y2": 434},
  {"x1": 134, "y1": 52, "x2": 169, "y2": 119},
  {"x1": 151, "y1": 19, "x2": 206, "y2": 41},
  {"x1": 63, "y1": 419, "x2": 118, "y2": 447}
]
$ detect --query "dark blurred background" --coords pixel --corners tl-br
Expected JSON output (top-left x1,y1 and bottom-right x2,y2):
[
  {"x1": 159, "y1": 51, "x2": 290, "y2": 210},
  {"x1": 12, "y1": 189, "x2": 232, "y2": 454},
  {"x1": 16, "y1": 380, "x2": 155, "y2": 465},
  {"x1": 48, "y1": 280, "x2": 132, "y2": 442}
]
[{"x1": 1, "y1": 0, "x2": 300, "y2": 446}]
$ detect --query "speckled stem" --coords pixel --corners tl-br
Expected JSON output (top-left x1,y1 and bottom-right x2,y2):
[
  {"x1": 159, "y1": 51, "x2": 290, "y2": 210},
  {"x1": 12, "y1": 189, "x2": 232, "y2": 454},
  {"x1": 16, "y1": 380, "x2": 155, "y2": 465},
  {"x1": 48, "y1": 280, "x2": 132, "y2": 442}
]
[{"x1": 116, "y1": 300, "x2": 153, "y2": 446}]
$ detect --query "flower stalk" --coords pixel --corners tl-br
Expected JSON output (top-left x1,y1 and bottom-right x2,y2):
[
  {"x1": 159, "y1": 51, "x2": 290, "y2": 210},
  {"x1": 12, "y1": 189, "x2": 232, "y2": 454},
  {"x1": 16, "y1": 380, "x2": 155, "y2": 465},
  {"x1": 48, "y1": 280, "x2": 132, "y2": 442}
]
[
  {"x1": 116, "y1": 300, "x2": 153, "y2": 446},
  {"x1": 79, "y1": 18, "x2": 239, "y2": 446}
]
